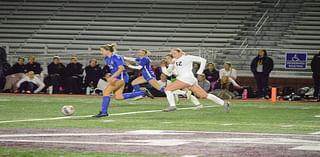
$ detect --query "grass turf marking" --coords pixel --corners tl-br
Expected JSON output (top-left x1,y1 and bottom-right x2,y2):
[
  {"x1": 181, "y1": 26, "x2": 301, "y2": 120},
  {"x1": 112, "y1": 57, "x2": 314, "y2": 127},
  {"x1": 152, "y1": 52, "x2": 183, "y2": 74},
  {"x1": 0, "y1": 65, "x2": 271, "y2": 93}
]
[{"x1": 0, "y1": 105, "x2": 218, "y2": 124}]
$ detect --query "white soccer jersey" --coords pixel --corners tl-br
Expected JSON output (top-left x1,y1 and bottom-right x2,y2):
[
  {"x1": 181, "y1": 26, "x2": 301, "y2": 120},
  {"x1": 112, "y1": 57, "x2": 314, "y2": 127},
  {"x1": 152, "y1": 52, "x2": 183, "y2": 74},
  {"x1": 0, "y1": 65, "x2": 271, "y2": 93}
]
[{"x1": 165, "y1": 55, "x2": 206, "y2": 85}]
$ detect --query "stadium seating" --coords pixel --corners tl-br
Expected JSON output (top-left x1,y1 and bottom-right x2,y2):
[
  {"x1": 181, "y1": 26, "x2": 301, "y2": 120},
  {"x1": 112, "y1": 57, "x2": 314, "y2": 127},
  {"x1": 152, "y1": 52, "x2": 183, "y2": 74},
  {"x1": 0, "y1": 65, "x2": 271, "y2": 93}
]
[{"x1": 0, "y1": 0, "x2": 319, "y2": 77}]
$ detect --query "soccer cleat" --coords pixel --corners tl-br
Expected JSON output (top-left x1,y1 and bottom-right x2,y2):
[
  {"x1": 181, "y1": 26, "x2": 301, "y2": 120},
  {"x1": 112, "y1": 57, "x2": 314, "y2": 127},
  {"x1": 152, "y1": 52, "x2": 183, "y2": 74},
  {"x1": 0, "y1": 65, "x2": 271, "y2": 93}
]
[
  {"x1": 162, "y1": 106, "x2": 176, "y2": 112},
  {"x1": 186, "y1": 90, "x2": 192, "y2": 100},
  {"x1": 224, "y1": 101, "x2": 231, "y2": 112},
  {"x1": 132, "y1": 96, "x2": 144, "y2": 101},
  {"x1": 142, "y1": 88, "x2": 154, "y2": 99},
  {"x1": 92, "y1": 112, "x2": 109, "y2": 118}
]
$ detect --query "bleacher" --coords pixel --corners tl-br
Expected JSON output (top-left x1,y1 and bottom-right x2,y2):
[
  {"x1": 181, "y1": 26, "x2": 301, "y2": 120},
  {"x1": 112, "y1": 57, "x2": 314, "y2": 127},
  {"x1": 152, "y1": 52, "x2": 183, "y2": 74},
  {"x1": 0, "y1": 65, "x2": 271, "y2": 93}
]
[{"x1": 0, "y1": 0, "x2": 319, "y2": 77}]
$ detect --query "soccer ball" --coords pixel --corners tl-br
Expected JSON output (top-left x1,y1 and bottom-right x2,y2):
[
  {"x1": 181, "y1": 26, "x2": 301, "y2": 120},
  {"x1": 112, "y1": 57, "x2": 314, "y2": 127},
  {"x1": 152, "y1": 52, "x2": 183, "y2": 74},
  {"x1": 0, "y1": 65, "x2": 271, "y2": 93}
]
[{"x1": 61, "y1": 105, "x2": 75, "y2": 116}]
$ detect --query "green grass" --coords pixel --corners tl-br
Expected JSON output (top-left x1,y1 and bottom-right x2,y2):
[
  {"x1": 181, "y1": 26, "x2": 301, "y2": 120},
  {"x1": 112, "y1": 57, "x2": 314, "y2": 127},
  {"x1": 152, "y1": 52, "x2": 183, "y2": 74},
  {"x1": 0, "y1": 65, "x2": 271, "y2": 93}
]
[
  {"x1": 0, "y1": 147, "x2": 170, "y2": 157},
  {"x1": 0, "y1": 94, "x2": 319, "y2": 156},
  {"x1": 0, "y1": 94, "x2": 319, "y2": 133}
]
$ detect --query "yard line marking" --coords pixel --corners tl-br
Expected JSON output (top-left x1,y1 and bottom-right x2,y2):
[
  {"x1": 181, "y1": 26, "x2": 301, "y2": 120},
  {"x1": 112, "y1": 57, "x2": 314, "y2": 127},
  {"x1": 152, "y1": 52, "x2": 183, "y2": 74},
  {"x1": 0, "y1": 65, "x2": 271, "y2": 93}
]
[
  {"x1": 0, "y1": 105, "x2": 218, "y2": 124},
  {"x1": 315, "y1": 115, "x2": 320, "y2": 118},
  {"x1": 290, "y1": 146, "x2": 320, "y2": 151},
  {"x1": 0, "y1": 139, "x2": 186, "y2": 146},
  {"x1": 310, "y1": 132, "x2": 320, "y2": 135}
]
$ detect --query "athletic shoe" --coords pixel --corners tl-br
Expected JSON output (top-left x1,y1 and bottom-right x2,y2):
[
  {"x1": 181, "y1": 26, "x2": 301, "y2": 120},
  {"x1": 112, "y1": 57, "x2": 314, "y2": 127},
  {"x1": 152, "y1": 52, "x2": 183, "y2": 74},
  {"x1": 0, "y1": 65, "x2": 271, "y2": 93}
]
[
  {"x1": 193, "y1": 104, "x2": 203, "y2": 110},
  {"x1": 162, "y1": 106, "x2": 176, "y2": 112},
  {"x1": 186, "y1": 90, "x2": 192, "y2": 100},
  {"x1": 142, "y1": 88, "x2": 154, "y2": 99},
  {"x1": 92, "y1": 112, "x2": 109, "y2": 118},
  {"x1": 132, "y1": 96, "x2": 144, "y2": 101},
  {"x1": 224, "y1": 101, "x2": 231, "y2": 112}
]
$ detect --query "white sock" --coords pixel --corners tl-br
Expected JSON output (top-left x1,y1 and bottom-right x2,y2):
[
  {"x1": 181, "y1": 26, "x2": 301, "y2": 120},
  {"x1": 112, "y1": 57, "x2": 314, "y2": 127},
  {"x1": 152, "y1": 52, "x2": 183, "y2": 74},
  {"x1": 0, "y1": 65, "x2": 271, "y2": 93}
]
[
  {"x1": 165, "y1": 91, "x2": 176, "y2": 107},
  {"x1": 173, "y1": 90, "x2": 187, "y2": 95},
  {"x1": 207, "y1": 94, "x2": 224, "y2": 106},
  {"x1": 190, "y1": 95, "x2": 200, "y2": 106}
]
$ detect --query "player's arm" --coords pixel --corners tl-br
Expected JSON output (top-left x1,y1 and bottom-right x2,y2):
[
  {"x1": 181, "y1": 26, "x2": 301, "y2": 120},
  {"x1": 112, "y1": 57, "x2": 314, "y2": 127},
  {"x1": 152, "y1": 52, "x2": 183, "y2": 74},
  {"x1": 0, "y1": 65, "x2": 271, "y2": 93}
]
[
  {"x1": 123, "y1": 57, "x2": 136, "y2": 62},
  {"x1": 188, "y1": 55, "x2": 207, "y2": 74},
  {"x1": 161, "y1": 64, "x2": 174, "y2": 76}
]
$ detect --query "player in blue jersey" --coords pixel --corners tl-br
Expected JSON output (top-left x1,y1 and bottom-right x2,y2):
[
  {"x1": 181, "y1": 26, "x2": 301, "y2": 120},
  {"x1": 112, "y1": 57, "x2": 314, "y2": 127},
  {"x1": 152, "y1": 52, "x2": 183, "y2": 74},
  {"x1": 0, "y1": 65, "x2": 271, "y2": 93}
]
[
  {"x1": 93, "y1": 44, "x2": 153, "y2": 118},
  {"x1": 125, "y1": 49, "x2": 163, "y2": 96}
]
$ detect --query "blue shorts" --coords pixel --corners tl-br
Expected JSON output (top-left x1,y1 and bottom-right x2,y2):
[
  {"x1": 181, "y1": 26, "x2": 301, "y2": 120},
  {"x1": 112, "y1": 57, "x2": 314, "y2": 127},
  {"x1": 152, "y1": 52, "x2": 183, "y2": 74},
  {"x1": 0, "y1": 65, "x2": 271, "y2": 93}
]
[
  {"x1": 142, "y1": 71, "x2": 156, "y2": 81},
  {"x1": 115, "y1": 72, "x2": 129, "y2": 84}
]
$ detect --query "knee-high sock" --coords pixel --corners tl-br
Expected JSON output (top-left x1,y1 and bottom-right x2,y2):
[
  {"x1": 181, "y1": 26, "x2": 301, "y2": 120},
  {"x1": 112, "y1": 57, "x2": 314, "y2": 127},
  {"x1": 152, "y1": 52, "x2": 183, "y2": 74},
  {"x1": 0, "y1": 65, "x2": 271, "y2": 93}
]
[
  {"x1": 123, "y1": 91, "x2": 144, "y2": 100},
  {"x1": 190, "y1": 95, "x2": 201, "y2": 106},
  {"x1": 132, "y1": 84, "x2": 141, "y2": 91},
  {"x1": 165, "y1": 90, "x2": 176, "y2": 107},
  {"x1": 207, "y1": 93, "x2": 224, "y2": 106},
  {"x1": 101, "y1": 96, "x2": 111, "y2": 113}
]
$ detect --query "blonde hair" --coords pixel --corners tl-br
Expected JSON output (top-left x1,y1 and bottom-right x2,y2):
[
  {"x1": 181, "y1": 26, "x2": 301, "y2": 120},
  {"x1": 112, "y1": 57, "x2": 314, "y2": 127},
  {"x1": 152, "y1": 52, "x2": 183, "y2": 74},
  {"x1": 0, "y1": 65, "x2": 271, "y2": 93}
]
[
  {"x1": 171, "y1": 48, "x2": 185, "y2": 55},
  {"x1": 101, "y1": 43, "x2": 117, "y2": 52},
  {"x1": 141, "y1": 49, "x2": 151, "y2": 56}
]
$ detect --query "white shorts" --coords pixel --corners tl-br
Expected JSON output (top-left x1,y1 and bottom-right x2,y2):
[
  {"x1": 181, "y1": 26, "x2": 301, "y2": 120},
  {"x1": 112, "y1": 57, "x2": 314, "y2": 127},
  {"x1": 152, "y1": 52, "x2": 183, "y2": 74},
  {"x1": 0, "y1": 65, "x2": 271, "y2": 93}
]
[{"x1": 177, "y1": 76, "x2": 197, "y2": 86}]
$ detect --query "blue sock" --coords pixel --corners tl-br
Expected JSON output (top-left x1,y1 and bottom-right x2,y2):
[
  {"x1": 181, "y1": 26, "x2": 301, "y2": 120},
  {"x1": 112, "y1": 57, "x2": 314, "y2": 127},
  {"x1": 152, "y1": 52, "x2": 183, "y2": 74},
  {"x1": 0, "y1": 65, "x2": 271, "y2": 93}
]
[
  {"x1": 101, "y1": 96, "x2": 111, "y2": 114},
  {"x1": 123, "y1": 91, "x2": 144, "y2": 100},
  {"x1": 160, "y1": 87, "x2": 165, "y2": 93},
  {"x1": 132, "y1": 84, "x2": 141, "y2": 91}
]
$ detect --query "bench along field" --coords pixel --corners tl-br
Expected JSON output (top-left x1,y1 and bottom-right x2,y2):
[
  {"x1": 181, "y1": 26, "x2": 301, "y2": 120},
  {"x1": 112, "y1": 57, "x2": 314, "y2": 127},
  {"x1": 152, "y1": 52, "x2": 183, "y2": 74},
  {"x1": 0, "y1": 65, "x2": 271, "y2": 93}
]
[{"x1": 0, "y1": 94, "x2": 319, "y2": 157}]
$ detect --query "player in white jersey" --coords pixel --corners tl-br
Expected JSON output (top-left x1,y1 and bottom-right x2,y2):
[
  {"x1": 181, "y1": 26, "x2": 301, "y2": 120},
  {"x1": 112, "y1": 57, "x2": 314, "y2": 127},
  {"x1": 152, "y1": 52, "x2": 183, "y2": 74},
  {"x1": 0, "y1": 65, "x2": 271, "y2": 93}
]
[
  {"x1": 161, "y1": 54, "x2": 202, "y2": 109},
  {"x1": 162, "y1": 48, "x2": 230, "y2": 112}
]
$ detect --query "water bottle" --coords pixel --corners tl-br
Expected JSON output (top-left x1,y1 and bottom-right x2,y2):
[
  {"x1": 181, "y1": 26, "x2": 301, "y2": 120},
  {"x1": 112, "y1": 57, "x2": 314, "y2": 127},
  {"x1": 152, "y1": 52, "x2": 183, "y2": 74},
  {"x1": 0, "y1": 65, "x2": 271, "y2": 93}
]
[
  {"x1": 242, "y1": 89, "x2": 248, "y2": 100},
  {"x1": 86, "y1": 87, "x2": 92, "y2": 95},
  {"x1": 48, "y1": 86, "x2": 53, "y2": 94}
]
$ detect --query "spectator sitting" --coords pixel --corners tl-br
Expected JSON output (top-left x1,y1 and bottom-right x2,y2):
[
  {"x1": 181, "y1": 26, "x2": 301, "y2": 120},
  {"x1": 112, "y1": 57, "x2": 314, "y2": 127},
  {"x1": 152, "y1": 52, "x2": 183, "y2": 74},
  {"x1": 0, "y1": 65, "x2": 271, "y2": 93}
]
[
  {"x1": 149, "y1": 73, "x2": 172, "y2": 97},
  {"x1": 15, "y1": 71, "x2": 45, "y2": 94},
  {"x1": 197, "y1": 73, "x2": 211, "y2": 92},
  {"x1": 0, "y1": 48, "x2": 11, "y2": 91},
  {"x1": 102, "y1": 64, "x2": 111, "y2": 75},
  {"x1": 84, "y1": 58, "x2": 102, "y2": 91},
  {"x1": 93, "y1": 73, "x2": 111, "y2": 95},
  {"x1": 3, "y1": 57, "x2": 26, "y2": 93},
  {"x1": 212, "y1": 76, "x2": 235, "y2": 100},
  {"x1": 25, "y1": 56, "x2": 42, "y2": 75},
  {"x1": 192, "y1": 63, "x2": 200, "y2": 77},
  {"x1": 219, "y1": 61, "x2": 241, "y2": 88},
  {"x1": 45, "y1": 56, "x2": 66, "y2": 94},
  {"x1": 64, "y1": 56, "x2": 83, "y2": 94},
  {"x1": 203, "y1": 63, "x2": 219, "y2": 91}
]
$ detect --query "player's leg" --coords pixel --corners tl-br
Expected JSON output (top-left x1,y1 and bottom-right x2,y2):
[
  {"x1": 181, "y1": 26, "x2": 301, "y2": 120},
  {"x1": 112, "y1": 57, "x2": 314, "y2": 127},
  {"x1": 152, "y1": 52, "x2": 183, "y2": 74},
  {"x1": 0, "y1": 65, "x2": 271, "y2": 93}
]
[
  {"x1": 148, "y1": 79, "x2": 162, "y2": 91},
  {"x1": 131, "y1": 76, "x2": 146, "y2": 91},
  {"x1": 122, "y1": 77, "x2": 154, "y2": 99},
  {"x1": 163, "y1": 80, "x2": 190, "y2": 112},
  {"x1": 93, "y1": 80, "x2": 124, "y2": 118},
  {"x1": 190, "y1": 84, "x2": 230, "y2": 112}
]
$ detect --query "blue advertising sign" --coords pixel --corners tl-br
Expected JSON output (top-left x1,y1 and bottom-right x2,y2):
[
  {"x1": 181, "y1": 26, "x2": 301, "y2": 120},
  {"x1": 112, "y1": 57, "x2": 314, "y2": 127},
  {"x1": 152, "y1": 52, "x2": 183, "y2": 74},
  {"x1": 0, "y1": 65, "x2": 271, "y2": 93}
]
[{"x1": 285, "y1": 52, "x2": 307, "y2": 69}]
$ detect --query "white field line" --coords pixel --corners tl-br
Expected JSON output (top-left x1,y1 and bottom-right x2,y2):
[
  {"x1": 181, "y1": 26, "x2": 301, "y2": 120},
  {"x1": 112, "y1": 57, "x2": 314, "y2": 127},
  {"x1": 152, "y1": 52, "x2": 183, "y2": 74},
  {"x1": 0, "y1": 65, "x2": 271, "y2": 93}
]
[
  {"x1": 0, "y1": 105, "x2": 218, "y2": 124},
  {"x1": 0, "y1": 139, "x2": 154, "y2": 146}
]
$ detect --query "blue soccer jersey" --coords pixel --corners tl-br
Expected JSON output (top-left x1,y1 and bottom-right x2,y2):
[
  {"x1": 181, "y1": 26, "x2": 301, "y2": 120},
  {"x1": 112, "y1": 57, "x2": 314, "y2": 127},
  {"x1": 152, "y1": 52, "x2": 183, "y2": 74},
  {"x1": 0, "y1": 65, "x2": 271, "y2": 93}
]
[
  {"x1": 136, "y1": 57, "x2": 156, "y2": 81},
  {"x1": 104, "y1": 53, "x2": 129, "y2": 83}
]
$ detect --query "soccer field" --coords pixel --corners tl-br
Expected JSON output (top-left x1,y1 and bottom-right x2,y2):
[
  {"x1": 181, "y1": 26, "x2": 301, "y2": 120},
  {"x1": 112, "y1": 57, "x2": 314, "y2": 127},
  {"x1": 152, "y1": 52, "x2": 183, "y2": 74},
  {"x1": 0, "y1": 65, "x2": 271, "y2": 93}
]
[{"x1": 0, "y1": 94, "x2": 319, "y2": 156}]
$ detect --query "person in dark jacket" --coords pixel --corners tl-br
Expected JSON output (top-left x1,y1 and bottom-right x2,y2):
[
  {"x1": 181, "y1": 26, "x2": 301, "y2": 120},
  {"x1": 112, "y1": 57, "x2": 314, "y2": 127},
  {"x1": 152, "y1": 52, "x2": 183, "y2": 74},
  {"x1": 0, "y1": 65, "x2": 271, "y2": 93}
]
[
  {"x1": 0, "y1": 47, "x2": 11, "y2": 90},
  {"x1": 311, "y1": 51, "x2": 320, "y2": 101},
  {"x1": 25, "y1": 56, "x2": 42, "y2": 75},
  {"x1": 64, "y1": 56, "x2": 83, "y2": 94},
  {"x1": 45, "y1": 56, "x2": 66, "y2": 94},
  {"x1": 3, "y1": 57, "x2": 26, "y2": 92},
  {"x1": 84, "y1": 58, "x2": 102, "y2": 90},
  {"x1": 203, "y1": 63, "x2": 219, "y2": 91},
  {"x1": 250, "y1": 49, "x2": 274, "y2": 99}
]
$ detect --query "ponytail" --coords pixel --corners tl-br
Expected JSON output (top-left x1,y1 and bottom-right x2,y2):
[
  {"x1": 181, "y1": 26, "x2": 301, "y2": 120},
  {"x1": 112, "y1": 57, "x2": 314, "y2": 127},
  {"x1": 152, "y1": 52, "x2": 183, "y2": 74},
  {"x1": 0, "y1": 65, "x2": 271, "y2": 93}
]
[
  {"x1": 141, "y1": 49, "x2": 151, "y2": 56},
  {"x1": 101, "y1": 43, "x2": 117, "y2": 52}
]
